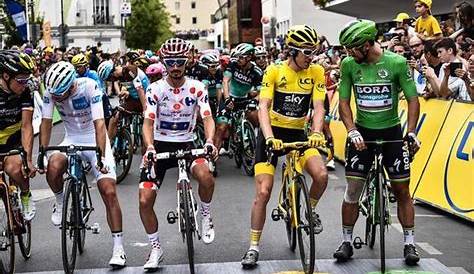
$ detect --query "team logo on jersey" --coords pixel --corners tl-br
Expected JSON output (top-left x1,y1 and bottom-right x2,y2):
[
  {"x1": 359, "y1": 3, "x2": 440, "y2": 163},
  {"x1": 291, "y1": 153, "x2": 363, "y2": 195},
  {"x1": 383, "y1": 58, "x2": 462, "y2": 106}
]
[
  {"x1": 297, "y1": 78, "x2": 314, "y2": 91},
  {"x1": 278, "y1": 76, "x2": 287, "y2": 88},
  {"x1": 43, "y1": 96, "x2": 50, "y2": 104},
  {"x1": 72, "y1": 96, "x2": 90, "y2": 110},
  {"x1": 173, "y1": 88, "x2": 180, "y2": 94},
  {"x1": 377, "y1": 69, "x2": 389, "y2": 79},
  {"x1": 147, "y1": 96, "x2": 157, "y2": 106},
  {"x1": 92, "y1": 95, "x2": 102, "y2": 103},
  {"x1": 184, "y1": 97, "x2": 196, "y2": 106},
  {"x1": 190, "y1": 87, "x2": 196, "y2": 94},
  {"x1": 355, "y1": 69, "x2": 363, "y2": 81}
]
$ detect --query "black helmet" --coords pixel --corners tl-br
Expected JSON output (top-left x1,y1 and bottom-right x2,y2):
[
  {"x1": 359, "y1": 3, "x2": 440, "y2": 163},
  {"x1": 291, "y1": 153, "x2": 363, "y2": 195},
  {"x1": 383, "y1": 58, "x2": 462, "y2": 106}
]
[{"x1": 0, "y1": 50, "x2": 35, "y2": 75}]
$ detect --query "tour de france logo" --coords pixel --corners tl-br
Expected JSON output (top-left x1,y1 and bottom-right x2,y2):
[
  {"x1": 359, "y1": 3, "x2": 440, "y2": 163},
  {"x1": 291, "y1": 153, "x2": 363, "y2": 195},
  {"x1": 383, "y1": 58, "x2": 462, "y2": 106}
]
[{"x1": 377, "y1": 68, "x2": 389, "y2": 79}]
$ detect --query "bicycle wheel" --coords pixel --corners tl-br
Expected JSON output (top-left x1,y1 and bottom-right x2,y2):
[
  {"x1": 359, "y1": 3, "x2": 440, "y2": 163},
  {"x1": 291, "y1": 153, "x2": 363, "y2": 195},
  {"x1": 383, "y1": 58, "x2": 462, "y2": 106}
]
[
  {"x1": 378, "y1": 174, "x2": 386, "y2": 273},
  {"x1": 62, "y1": 181, "x2": 79, "y2": 274},
  {"x1": 114, "y1": 129, "x2": 133, "y2": 184},
  {"x1": 0, "y1": 188, "x2": 15, "y2": 274},
  {"x1": 182, "y1": 183, "x2": 195, "y2": 274},
  {"x1": 364, "y1": 177, "x2": 376, "y2": 249},
  {"x1": 17, "y1": 219, "x2": 31, "y2": 259},
  {"x1": 78, "y1": 178, "x2": 91, "y2": 254},
  {"x1": 132, "y1": 116, "x2": 143, "y2": 153},
  {"x1": 241, "y1": 120, "x2": 256, "y2": 176},
  {"x1": 295, "y1": 176, "x2": 315, "y2": 274},
  {"x1": 282, "y1": 173, "x2": 296, "y2": 251}
]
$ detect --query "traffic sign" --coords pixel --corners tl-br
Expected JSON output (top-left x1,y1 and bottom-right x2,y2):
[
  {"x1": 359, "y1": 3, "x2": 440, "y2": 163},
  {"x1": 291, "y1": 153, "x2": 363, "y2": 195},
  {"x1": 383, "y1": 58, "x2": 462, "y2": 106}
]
[{"x1": 120, "y1": 2, "x2": 132, "y2": 16}]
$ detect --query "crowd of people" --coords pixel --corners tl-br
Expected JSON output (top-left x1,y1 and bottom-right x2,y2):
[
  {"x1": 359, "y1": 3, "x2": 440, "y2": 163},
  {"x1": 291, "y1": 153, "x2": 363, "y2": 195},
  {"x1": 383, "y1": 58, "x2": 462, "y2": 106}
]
[{"x1": 0, "y1": 0, "x2": 472, "y2": 272}]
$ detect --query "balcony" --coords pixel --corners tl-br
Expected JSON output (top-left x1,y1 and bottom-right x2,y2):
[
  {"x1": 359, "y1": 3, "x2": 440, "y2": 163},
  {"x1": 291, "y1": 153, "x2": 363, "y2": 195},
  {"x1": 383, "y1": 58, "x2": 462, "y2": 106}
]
[{"x1": 92, "y1": 13, "x2": 115, "y2": 26}]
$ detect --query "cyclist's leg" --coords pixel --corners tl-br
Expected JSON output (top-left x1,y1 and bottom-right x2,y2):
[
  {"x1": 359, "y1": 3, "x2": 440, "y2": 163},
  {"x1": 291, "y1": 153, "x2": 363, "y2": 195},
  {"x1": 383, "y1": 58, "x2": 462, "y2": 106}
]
[
  {"x1": 301, "y1": 149, "x2": 328, "y2": 208},
  {"x1": 214, "y1": 116, "x2": 230, "y2": 151},
  {"x1": 107, "y1": 110, "x2": 120, "y2": 141},
  {"x1": 4, "y1": 154, "x2": 28, "y2": 190},
  {"x1": 246, "y1": 109, "x2": 259, "y2": 128}
]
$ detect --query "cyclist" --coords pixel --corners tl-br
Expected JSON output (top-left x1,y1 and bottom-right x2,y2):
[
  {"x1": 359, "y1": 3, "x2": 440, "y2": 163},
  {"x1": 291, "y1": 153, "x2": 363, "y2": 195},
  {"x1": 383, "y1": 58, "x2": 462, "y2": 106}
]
[
  {"x1": 185, "y1": 46, "x2": 208, "y2": 81},
  {"x1": 333, "y1": 19, "x2": 421, "y2": 265},
  {"x1": 254, "y1": 46, "x2": 268, "y2": 71},
  {"x1": 72, "y1": 53, "x2": 113, "y2": 126},
  {"x1": 241, "y1": 25, "x2": 328, "y2": 268},
  {"x1": 214, "y1": 43, "x2": 263, "y2": 153},
  {"x1": 97, "y1": 60, "x2": 150, "y2": 142},
  {"x1": 145, "y1": 63, "x2": 166, "y2": 83},
  {"x1": 39, "y1": 61, "x2": 127, "y2": 268},
  {"x1": 139, "y1": 38, "x2": 218, "y2": 270},
  {"x1": 0, "y1": 50, "x2": 37, "y2": 221},
  {"x1": 200, "y1": 53, "x2": 223, "y2": 117}
]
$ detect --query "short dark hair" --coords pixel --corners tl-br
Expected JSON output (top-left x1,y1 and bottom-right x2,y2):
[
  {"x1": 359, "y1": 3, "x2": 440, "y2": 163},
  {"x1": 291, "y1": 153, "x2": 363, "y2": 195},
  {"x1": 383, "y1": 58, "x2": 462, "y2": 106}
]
[
  {"x1": 394, "y1": 27, "x2": 408, "y2": 37},
  {"x1": 423, "y1": 40, "x2": 438, "y2": 56},
  {"x1": 435, "y1": 38, "x2": 457, "y2": 54}
]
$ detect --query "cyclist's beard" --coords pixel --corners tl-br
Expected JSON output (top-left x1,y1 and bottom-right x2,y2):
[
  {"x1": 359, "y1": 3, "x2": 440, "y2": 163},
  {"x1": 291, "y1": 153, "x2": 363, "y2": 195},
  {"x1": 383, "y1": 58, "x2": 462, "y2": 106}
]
[
  {"x1": 354, "y1": 47, "x2": 370, "y2": 64},
  {"x1": 169, "y1": 69, "x2": 185, "y2": 80}
]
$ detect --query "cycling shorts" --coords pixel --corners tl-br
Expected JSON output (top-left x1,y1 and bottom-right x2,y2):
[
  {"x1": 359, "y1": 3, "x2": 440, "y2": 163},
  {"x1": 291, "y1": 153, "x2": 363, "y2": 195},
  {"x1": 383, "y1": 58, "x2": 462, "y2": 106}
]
[
  {"x1": 345, "y1": 124, "x2": 410, "y2": 183},
  {"x1": 254, "y1": 126, "x2": 320, "y2": 176},
  {"x1": 0, "y1": 130, "x2": 21, "y2": 153}
]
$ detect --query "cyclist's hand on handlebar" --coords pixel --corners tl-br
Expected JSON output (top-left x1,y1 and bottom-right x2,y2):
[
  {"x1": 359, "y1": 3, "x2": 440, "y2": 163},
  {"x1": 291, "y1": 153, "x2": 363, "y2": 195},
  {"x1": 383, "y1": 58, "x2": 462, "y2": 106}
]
[
  {"x1": 308, "y1": 131, "x2": 325, "y2": 148},
  {"x1": 224, "y1": 97, "x2": 234, "y2": 110},
  {"x1": 96, "y1": 157, "x2": 110, "y2": 174},
  {"x1": 348, "y1": 128, "x2": 366, "y2": 151},
  {"x1": 24, "y1": 160, "x2": 37, "y2": 178},
  {"x1": 119, "y1": 88, "x2": 129, "y2": 99},
  {"x1": 142, "y1": 145, "x2": 156, "y2": 165},
  {"x1": 36, "y1": 152, "x2": 46, "y2": 174},
  {"x1": 405, "y1": 132, "x2": 421, "y2": 155},
  {"x1": 204, "y1": 140, "x2": 218, "y2": 160},
  {"x1": 266, "y1": 137, "x2": 283, "y2": 151}
]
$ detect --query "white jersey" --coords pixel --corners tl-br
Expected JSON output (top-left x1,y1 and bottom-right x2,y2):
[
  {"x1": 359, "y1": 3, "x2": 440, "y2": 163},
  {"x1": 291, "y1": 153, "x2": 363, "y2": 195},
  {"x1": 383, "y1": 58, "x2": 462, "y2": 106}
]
[
  {"x1": 144, "y1": 77, "x2": 212, "y2": 142},
  {"x1": 42, "y1": 77, "x2": 104, "y2": 137}
]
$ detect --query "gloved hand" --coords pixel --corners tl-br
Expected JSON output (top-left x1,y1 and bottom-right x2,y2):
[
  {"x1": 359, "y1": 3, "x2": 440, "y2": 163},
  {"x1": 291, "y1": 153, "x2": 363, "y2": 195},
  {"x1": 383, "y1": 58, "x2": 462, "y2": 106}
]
[
  {"x1": 308, "y1": 132, "x2": 326, "y2": 148},
  {"x1": 96, "y1": 156, "x2": 110, "y2": 174},
  {"x1": 348, "y1": 128, "x2": 366, "y2": 150},
  {"x1": 405, "y1": 132, "x2": 421, "y2": 156},
  {"x1": 224, "y1": 97, "x2": 234, "y2": 110},
  {"x1": 204, "y1": 139, "x2": 218, "y2": 159},
  {"x1": 266, "y1": 137, "x2": 283, "y2": 150},
  {"x1": 142, "y1": 145, "x2": 157, "y2": 165}
]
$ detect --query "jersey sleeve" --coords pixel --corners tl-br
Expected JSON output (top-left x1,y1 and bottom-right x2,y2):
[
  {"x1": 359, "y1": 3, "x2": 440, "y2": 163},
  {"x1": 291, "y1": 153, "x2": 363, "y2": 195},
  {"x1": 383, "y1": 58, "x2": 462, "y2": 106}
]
[
  {"x1": 259, "y1": 64, "x2": 277, "y2": 100},
  {"x1": 339, "y1": 58, "x2": 353, "y2": 100},
  {"x1": 312, "y1": 65, "x2": 326, "y2": 101},
  {"x1": 133, "y1": 69, "x2": 145, "y2": 90},
  {"x1": 144, "y1": 83, "x2": 158, "y2": 121},
  {"x1": 397, "y1": 58, "x2": 418, "y2": 98},
  {"x1": 21, "y1": 88, "x2": 34, "y2": 111},
  {"x1": 89, "y1": 81, "x2": 104, "y2": 121},
  {"x1": 42, "y1": 89, "x2": 54, "y2": 119},
  {"x1": 196, "y1": 82, "x2": 212, "y2": 119},
  {"x1": 430, "y1": 17, "x2": 442, "y2": 35}
]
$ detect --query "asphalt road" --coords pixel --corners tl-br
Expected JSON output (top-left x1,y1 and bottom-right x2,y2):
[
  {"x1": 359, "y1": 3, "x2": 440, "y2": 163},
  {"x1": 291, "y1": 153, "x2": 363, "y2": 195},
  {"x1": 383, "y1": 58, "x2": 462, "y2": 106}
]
[{"x1": 10, "y1": 123, "x2": 474, "y2": 274}]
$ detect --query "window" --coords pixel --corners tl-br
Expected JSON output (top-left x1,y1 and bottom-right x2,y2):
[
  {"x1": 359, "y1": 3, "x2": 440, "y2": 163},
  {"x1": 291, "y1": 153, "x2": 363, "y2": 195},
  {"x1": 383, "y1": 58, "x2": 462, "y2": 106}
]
[
  {"x1": 192, "y1": 17, "x2": 197, "y2": 24},
  {"x1": 191, "y1": 1, "x2": 196, "y2": 9},
  {"x1": 240, "y1": 0, "x2": 251, "y2": 21},
  {"x1": 176, "y1": 17, "x2": 181, "y2": 24},
  {"x1": 93, "y1": 0, "x2": 111, "y2": 25},
  {"x1": 175, "y1": 1, "x2": 180, "y2": 9}
]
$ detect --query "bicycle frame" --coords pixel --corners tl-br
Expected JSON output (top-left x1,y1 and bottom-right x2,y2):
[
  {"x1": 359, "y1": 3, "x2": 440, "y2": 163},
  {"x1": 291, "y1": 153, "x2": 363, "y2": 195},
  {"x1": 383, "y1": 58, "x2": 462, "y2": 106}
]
[{"x1": 175, "y1": 158, "x2": 200, "y2": 239}]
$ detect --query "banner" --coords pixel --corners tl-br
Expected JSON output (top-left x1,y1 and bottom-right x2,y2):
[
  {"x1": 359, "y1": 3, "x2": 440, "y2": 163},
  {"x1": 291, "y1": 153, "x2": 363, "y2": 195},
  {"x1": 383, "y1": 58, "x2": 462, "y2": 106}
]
[{"x1": 4, "y1": 0, "x2": 28, "y2": 42}]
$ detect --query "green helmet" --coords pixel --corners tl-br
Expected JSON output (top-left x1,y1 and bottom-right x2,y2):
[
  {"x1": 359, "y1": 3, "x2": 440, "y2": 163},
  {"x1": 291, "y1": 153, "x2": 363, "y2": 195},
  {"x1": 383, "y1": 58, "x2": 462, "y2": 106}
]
[
  {"x1": 234, "y1": 43, "x2": 254, "y2": 56},
  {"x1": 339, "y1": 19, "x2": 378, "y2": 48}
]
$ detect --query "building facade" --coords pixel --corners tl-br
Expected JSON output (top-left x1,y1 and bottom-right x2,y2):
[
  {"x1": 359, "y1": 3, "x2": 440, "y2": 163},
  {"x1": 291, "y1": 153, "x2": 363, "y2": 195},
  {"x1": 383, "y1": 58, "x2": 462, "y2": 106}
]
[{"x1": 227, "y1": 0, "x2": 262, "y2": 46}]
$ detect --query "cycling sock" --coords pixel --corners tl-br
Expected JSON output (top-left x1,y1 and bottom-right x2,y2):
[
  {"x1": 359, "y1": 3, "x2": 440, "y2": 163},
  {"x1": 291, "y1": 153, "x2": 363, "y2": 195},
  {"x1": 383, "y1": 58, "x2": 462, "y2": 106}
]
[
  {"x1": 148, "y1": 231, "x2": 161, "y2": 250},
  {"x1": 200, "y1": 201, "x2": 211, "y2": 218},
  {"x1": 403, "y1": 227, "x2": 415, "y2": 245},
  {"x1": 54, "y1": 190, "x2": 64, "y2": 206},
  {"x1": 20, "y1": 190, "x2": 31, "y2": 197},
  {"x1": 249, "y1": 229, "x2": 262, "y2": 252},
  {"x1": 310, "y1": 198, "x2": 319, "y2": 210},
  {"x1": 112, "y1": 231, "x2": 123, "y2": 249},
  {"x1": 343, "y1": 225, "x2": 353, "y2": 243}
]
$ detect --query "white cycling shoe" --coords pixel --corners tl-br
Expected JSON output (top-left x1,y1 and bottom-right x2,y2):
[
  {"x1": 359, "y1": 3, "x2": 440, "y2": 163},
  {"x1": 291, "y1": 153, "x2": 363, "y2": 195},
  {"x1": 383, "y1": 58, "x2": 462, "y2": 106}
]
[
  {"x1": 109, "y1": 247, "x2": 127, "y2": 268},
  {"x1": 201, "y1": 215, "x2": 215, "y2": 244},
  {"x1": 51, "y1": 203, "x2": 62, "y2": 226},
  {"x1": 144, "y1": 248, "x2": 164, "y2": 270}
]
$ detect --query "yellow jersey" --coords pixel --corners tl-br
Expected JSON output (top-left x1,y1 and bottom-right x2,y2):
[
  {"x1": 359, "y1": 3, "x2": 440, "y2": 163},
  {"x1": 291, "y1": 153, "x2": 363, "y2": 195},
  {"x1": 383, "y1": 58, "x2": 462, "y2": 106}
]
[
  {"x1": 260, "y1": 61, "x2": 326, "y2": 130},
  {"x1": 415, "y1": 15, "x2": 442, "y2": 37}
]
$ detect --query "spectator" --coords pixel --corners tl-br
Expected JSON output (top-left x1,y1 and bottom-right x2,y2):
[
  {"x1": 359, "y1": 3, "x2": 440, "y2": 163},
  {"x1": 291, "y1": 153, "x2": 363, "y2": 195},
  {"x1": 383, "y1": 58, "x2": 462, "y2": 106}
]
[
  {"x1": 451, "y1": 2, "x2": 474, "y2": 40},
  {"x1": 409, "y1": 36, "x2": 425, "y2": 59},
  {"x1": 414, "y1": 0, "x2": 443, "y2": 40},
  {"x1": 393, "y1": 44, "x2": 407, "y2": 56},
  {"x1": 435, "y1": 38, "x2": 471, "y2": 100},
  {"x1": 390, "y1": 12, "x2": 417, "y2": 38}
]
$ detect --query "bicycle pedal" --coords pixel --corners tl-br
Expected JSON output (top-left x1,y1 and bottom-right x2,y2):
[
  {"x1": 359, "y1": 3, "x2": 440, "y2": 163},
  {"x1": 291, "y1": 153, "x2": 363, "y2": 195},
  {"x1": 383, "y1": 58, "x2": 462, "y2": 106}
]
[
  {"x1": 167, "y1": 211, "x2": 177, "y2": 224},
  {"x1": 271, "y1": 208, "x2": 281, "y2": 221},
  {"x1": 353, "y1": 236, "x2": 364, "y2": 249},
  {"x1": 88, "y1": 222, "x2": 101, "y2": 234},
  {"x1": 389, "y1": 195, "x2": 397, "y2": 203}
]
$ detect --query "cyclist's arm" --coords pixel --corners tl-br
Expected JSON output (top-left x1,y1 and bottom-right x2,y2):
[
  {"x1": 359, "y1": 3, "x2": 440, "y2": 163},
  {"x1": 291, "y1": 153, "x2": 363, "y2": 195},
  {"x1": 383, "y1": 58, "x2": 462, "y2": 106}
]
[
  {"x1": 134, "y1": 70, "x2": 148, "y2": 110},
  {"x1": 90, "y1": 82, "x2": 106, "y2": 156},
  {"x1": 258, "y1": 65, "x2": 276, "y2": 139},
  {"x1": 198, "y1": 84, "x2": 215, "y2": 141},
  {"x1": 143, "y1": 86, "x2": 157, "y2": 148},
  {"x1": 21, "y1": 109, "x2": 34, "y2": 162},
  {"x1": 222, "y1": 73, "x2": 231, "y2": 99},
  {"x1": 398, "y1": 59, "x2": 420, "y2": 133},
  {"x1": 40, "y1": 90, "x2": 54, "y2": 147},
  {"x1": 338, "y1": 59, "x2": 356, "y2": 131},
  {"x1": 311, "y1": 65, "x2": 326, "y2": 133}
]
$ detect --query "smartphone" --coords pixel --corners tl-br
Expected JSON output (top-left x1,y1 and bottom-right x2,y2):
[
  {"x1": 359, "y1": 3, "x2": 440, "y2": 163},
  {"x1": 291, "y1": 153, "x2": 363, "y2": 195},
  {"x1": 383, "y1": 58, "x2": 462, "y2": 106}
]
[{"x1": 450, "y1": 62, "x2": 462, "y2": 77}]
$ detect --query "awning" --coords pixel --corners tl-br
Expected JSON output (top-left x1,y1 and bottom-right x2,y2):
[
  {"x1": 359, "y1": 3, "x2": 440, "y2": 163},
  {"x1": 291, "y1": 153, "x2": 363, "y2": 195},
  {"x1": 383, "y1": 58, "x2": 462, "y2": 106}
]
[{"x1": 323, "y1": 0, "x2": 456, "y2": 23}]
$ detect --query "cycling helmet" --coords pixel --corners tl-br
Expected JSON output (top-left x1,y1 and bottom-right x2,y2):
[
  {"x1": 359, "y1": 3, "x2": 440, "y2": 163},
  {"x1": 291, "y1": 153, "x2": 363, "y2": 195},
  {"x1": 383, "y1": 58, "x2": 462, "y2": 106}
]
[
  {"x1": 0, "y1": 50, "x2": 35, "y2": 75},
  {"x1": 126, "y1": 51, "x2": 140, "y2": 61},
  {"x1": 45, "y1": 61, "x2": 77, "y2": 96},
  {"x1": 159, "y1": 38, "x2": 192, "y2": 58},
  {"x1": 145, "y1": 63, "x2": 165, "y2": 76},
  {"x1": 148, "y1": 55, "x2": 160, "y2": 63},
  {"x1": 133, "y1": 56, "x2": 150, "y2": 69},
  {"x1": 97, "y1": 60, "x2": 115, "y2": 81},
  {"x1": 234, "y1": 43, "x2": 254, "y2": 56},
  {"x1": 285, "y1": 25, "x2": 319, "y2": 48},
  {"x1": 200, "y1": 53, "x2": 219, "y2": 66},
  {"x1": 254, "y1": 46, "x2": 267, "y2": 56},
  {"x1": 71, "y1": 53, "x2": 89, "y2": 67},
  {"x1": 339, "y1": 19, "x2": 378, "y2": 48}
]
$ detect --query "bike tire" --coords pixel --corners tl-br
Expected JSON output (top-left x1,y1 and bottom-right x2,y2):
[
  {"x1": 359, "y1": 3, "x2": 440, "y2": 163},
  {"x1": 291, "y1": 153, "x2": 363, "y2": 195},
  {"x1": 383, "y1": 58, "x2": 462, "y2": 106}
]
[
  {"x1": 182, "y1": 183, "x2": 195, "y2": 274},
  {"x1": 241, "y1": 120, "x2": 256, "y2": 176},
  {"x1": 115, "y1": 129, "x2": 134, "y2": 184},
  {"x1": 295, "y1": 176, "x2": 315, "y2": 274},
  {"x1": 365, "y1": 176, "x2": 376, "y2": 249},
  {"x1": 61, "y1": 181, "x2": 79, "y2": 274},
  {"x1": 0, "y1": 188, "x2": 15, "y2": 274},
  {"x1": 132, "y1": 116, "x2": 143, "y2": 154},
  {"x1": 378, "y1": 173, "x2": 386, "y2": 273},
  {"x1": 17, "y1": 219, "x2": 31, "y2": 259},
  {"x1": 78, "y1": 178, "x2": 90, "y2": 254},
  {"x1": 282, "y1": 173, "x2": 296, "y2": 251}
]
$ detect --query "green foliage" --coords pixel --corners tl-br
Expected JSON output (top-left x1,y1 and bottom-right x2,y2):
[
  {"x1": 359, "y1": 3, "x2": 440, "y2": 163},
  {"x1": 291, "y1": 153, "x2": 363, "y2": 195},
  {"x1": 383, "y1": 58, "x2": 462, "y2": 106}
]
[{"x1": 125, "y1": 0, "x2": 173, "y2": 50}]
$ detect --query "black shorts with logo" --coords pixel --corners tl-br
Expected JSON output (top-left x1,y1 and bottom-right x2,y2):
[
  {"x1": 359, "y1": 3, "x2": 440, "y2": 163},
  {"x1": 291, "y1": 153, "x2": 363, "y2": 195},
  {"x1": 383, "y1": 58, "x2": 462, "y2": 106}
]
[{"x1": 345, "y1": 124, "x2": 410, "y2": 182}]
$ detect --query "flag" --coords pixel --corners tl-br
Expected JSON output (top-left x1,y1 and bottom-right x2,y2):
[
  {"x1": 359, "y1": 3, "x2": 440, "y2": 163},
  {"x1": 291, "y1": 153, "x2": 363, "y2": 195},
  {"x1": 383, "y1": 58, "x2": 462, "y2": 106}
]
[{"x1": 4, "y1": 0, "x2": 28, "y2": 42}]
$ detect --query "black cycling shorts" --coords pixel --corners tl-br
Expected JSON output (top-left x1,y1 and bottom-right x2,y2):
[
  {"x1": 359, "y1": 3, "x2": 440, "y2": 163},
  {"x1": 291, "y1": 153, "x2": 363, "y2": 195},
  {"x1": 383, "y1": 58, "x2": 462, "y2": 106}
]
[{"x1": 345, "y1": 124, "x2": 410, "y2": 182}]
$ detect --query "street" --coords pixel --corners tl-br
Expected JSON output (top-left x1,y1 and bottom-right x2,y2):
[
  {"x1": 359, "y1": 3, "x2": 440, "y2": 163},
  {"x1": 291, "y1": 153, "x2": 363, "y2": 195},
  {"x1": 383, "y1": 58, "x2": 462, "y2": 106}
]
[{"x1": 15, "y1": 124, "x2": 473, "y2": 274}]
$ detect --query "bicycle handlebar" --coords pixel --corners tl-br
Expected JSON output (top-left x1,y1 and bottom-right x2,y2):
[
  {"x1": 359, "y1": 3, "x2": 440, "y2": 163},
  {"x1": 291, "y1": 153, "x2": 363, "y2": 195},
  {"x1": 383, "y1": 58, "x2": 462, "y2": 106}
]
[
  {"x1": 0, "y1": 148, "x2": 29, "y2": 175},
  {"x1": 116, "y1": 105, "x2": 143, "y2": 116},
  {"x1": 37, "y1": 145, "x2": 103, "y2": 170}
]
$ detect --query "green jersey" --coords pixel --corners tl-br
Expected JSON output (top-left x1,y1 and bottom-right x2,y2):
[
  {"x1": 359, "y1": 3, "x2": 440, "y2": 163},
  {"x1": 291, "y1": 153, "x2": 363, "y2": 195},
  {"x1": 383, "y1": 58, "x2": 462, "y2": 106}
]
[
  {"x1": 339, "y1": 50, "x2": 417, "y2": 129},
  {"x1": 223, "y1": 61, "x2": 263, "y2": 98}
]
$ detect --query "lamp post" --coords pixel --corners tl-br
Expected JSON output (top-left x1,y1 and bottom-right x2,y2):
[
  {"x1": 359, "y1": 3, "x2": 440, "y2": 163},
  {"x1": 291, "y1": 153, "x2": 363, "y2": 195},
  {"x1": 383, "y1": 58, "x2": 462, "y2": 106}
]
[
  {"x1": 28, "y1": 0, "x2": 36, "y2": 46},
  {"x1": 60, "y1": 0, "x2": 66, "y2": 47}
]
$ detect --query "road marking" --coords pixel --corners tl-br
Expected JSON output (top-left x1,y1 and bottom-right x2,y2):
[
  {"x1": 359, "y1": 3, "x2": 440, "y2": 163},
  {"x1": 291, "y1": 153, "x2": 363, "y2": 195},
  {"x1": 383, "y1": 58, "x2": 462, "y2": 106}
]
[
  {"x1": 448, "y1": 267, "x2": 471, "y2": 274},
  {"x1": 328, "y1": 174, "x2": 339, "y2": 180},
  {"x1": 417, "y1": 242, "x2": 443, "y2": 255},
  {"x1": 390, "y1": 214, "x2": 444, "y2": 218},
  {"x1": 131, "y1": 242, "x2": 148, "y2": 247}
]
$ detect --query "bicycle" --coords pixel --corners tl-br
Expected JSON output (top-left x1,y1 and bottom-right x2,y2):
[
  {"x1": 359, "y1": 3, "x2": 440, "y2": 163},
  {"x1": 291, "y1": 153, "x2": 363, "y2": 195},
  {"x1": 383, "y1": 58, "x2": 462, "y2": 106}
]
[
  {"x1": 220, "y1": 99, "x2": 257, "y2": 176},
  {"x1": 352, "y1": 140, "x2": 402, "y2": 273},
  {"x1": 38, "y1": 145, "x2": 102, "y2": 274},
  {"x1": 112, "y1": 105, "x2": 138, "y2": 183},
  {"x1": 145, "y1": 148, "x2": 211, "y2": 274},
  {"x1": 0, "y1": 148, "x2": 33, "y2": 274},
  {"x1": 130, "y1": 111, "x2": 144, "y2": 154},
  {"x1": 270, "y1": 141, "x2": 316, "y2": 274}
]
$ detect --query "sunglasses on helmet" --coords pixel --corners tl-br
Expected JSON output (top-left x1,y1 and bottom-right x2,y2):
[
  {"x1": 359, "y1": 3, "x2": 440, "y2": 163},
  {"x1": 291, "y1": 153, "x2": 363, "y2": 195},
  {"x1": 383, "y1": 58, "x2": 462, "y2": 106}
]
[{"x1": 163, "y1": 58, "x2": 188, "y2": 68}]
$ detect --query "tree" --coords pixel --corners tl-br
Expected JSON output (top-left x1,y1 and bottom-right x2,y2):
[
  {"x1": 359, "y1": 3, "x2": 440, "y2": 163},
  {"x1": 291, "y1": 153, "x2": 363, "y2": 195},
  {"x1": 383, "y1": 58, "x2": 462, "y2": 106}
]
[{"x1": 125, "y1": 0, "x2": 173, "y2": 50}]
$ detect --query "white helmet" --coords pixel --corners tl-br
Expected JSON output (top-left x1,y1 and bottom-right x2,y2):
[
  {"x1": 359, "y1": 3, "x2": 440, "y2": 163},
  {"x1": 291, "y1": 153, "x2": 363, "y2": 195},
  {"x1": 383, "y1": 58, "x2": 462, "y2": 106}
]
[
  {"x1": 200, "y1": 53, "x2": 219, "y2": 66},
  {"x1": 255, "y1": 46, "x2": 267, "y2": 56},
  {"x1": 45, "y1": 61, "x2": 77, "y2": 96}
]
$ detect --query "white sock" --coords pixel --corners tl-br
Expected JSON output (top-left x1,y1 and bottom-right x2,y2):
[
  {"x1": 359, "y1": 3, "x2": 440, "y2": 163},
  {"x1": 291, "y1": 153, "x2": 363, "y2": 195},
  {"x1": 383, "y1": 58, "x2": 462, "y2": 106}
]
[
  {"x1": 112, "y1": 231, "x2": 123, "y2": 250},
  {"x1": 200, "y1": 201, "x2": 211, "y2": 218},
  {"x1": 343, "y1": 225, "x2": 353, "y2": 243},
  {"x1": 54, "y1": 191, "x2": 64, "y2": 206},
  {"x1": 403, "y1": 227, "x2": 415, "y2": 245},
  {"x1": 147, "y1": 231, "x2": 161, "y2": 250}
]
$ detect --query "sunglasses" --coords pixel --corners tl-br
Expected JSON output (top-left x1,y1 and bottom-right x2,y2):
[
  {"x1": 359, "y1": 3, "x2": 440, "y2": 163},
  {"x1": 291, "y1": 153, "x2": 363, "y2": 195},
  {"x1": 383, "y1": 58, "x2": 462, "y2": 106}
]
[
  {"x1": 207, "y1": 64, "x2": 218, "y2": 69},
  {"x1": 163, "y1": 58, "x2": 188, "y2": 67},
  {"x1": 238, "y1": 54, "x2": 252, "y2": 59},
  {"x1": 289, "y1": 46, "x2": 318, "y2": 57},
  {"x1": 256, "y1": 56, "x2": 266, "y2": 60},
  {"x1": 14, "y1": 75, "x2": 32, "y2": 85}
]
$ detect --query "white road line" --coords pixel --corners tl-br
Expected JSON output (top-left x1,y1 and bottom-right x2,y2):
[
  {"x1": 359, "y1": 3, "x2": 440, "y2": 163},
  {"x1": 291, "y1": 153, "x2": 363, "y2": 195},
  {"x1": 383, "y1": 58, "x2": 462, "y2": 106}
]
[
  {"x1": 130, "y1": 242, "x2": 148, "y2": 247},
  {"x1": 448, "y1": 267, "x2": 471, "y2": 274},
  {"x1": 417, "y1": 242, "x2": 443, "y2": 255},
  {"x1": 390, "y1": 214, "x2": 444, "y2": 218}
]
